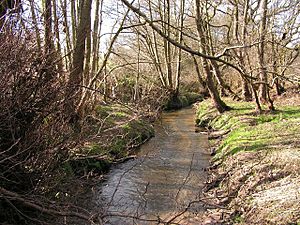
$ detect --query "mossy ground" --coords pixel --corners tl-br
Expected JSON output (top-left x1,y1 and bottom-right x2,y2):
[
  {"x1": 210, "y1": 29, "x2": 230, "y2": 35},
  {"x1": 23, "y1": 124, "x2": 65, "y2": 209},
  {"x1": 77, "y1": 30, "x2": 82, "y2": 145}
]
[
  {"x1": 196, "y1": 96, "x2": 300, "y2": 224},
  {"x1": 66, "y1": 104, "x2": 154, "y2": 176}
]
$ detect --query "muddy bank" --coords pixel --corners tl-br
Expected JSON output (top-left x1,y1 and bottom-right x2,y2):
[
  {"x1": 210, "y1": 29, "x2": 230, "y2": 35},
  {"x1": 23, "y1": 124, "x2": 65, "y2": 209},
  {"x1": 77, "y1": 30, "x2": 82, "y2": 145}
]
[{"x1": 196, "y1": 98, "x2": 300, "y2": 224}]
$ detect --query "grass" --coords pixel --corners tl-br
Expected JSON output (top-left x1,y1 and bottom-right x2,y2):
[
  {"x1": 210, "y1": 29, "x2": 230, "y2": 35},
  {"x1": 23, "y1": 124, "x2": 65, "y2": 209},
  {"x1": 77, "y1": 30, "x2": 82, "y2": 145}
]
[
  {"x1": 196, "y1": 97, "x2": 300, "y2": 224},
  {"x1": 196, "y1": 98, "x2": 300, "y2": 159}
]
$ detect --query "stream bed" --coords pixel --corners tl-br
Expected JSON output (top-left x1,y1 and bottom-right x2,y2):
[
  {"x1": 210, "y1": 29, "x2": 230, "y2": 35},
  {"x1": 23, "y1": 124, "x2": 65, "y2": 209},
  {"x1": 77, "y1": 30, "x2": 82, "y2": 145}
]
[{"x1": 96, "y1": 107, "x2": 210, "y2": 224}]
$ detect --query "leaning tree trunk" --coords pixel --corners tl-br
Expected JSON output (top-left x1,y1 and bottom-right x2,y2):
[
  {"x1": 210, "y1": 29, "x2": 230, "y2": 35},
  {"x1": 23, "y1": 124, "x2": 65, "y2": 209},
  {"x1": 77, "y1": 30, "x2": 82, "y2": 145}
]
[
  {"x1": 194, "y1": 0, "x2": 230, "y2": 113},
  {"x1": 191, "y1": 54, "x2": 208, "y2": 95}
]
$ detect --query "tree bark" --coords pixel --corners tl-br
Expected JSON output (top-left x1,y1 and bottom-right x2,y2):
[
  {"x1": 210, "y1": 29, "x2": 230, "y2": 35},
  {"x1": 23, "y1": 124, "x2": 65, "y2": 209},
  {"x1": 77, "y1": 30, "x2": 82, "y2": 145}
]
[
  {"x1": 66, "y1": 0, "x2": 92, "y2": 131},
  {"x1": 192, "y1": 54, "x2": 208, "y2": 95},
  {"x1": 258, "y1": 0, "x2": 268, "y2": 103},
  {"x1": 61, "y1": 0, "x2": 72, "y2": 69},
  {"x1": 240, "y1": 0, "x2": 252, "y2": 101},
  {"x1": 44, "y1": 0, "x2": 54, "y2": 54},
  {"x1": 29, "y1": 0, "x2": 41, "y2": 51},
  {"x1": 175, "y1": 0, "x2": 185, "y2": 96}
]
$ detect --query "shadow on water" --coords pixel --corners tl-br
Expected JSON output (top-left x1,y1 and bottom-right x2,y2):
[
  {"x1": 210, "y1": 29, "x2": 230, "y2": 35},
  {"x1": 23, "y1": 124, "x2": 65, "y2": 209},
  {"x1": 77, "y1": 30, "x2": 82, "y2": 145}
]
[{"x1": 96, "y1": 107, "x2": 211, "y2": 224}]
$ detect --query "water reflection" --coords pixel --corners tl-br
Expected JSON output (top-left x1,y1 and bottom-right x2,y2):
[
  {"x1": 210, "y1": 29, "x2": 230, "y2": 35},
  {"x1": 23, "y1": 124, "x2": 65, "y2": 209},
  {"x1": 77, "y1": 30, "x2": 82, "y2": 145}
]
[{"x1": 97, "y1": 107, "x2": 210, "y2": 224}]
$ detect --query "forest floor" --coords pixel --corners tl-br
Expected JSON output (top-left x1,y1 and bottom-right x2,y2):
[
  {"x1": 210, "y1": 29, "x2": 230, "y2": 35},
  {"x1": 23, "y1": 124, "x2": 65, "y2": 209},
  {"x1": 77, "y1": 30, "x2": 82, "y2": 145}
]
[{"x1": 195, "y1": 90, "x2": 300, "y2": 224}]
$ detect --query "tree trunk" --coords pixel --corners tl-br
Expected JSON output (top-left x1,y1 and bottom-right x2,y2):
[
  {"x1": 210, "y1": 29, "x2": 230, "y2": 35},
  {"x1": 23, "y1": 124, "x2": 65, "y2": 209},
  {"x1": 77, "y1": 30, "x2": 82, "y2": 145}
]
[
  {"x1": 210, "y1": 60, "x2": 239, "y2": 99},
  {"x1": 258, "y1": 0, "x2": 268, "y2": 103},
  {"x1": 192, "y1": 54, "x2": 208, "y2": 95},
  {"x1": 163, "y1": 0, "x2": 173, "y2": 89},
  {"x1": 91, "y1": 0, "x2": 102, "y2": 76},
  {"x1": 44, "y1": 0, "x2": 54, "y2": 54},
  {"x1": 71, "y1": 0, "x2": 77, "y2": 47},
  {"x1": 134, "y1": 33, "x2": 141, "y2": 102},
  {"x1": 83, "y1": 3, "x2": 92, "y2": 87},
  {"x1": 29, "y1": 0, "x2": 41, "y2": 51},
  {"x1": 240, "y1": 0, "x2": 252, "y2": 101},
  {"x1": 194, "y1": 0, "x2": 230, "y2": 113},
  {"x1": 174, "y1": 0, "x2": 185, "y2": 96},
  {"x1": 66, "y1": 0, "x2": 92, "y2": 132},
  {"x1": 148, "y1": 0, "x2": 167, "y2": 87},
  {"x1": 61, "y1": 0, "x2": 72, "y2": 69}
]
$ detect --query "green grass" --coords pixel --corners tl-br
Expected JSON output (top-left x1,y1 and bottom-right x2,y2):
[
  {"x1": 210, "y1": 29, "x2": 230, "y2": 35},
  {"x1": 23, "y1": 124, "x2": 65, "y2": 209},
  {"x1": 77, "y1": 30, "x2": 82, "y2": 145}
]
[{"x1": 196, "y1": 99, "x2": 300, "y2": 159}]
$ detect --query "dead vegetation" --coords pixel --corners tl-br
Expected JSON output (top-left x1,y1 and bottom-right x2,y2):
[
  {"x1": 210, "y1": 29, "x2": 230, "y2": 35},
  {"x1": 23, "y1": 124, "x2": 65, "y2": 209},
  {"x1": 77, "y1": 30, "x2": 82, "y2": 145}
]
[
  {"x1": 196, "y1": 95, "x2": 300, "y2": 224},
  {"x1": 0, "y1": 30, "x2": 156, "y2": 225}
]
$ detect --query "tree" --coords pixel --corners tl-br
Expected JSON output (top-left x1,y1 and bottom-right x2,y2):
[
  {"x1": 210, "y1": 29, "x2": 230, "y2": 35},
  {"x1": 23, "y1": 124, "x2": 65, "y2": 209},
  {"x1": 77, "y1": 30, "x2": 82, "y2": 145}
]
[
  {"x1": 44, "y1": 0, "x2": 54, "y2": 53},
  {"x1": 66, "y1": 0, "x2": 92, "y2": 131},
  {"x1": 257, "y1": 0, "x2": 269, "y2": 103},
  {"x1": 0, "y1": 0, "x2": 20, "y2": 29},
  {"x1": 194, "y1": 0, "x2": 230, "y2": 112}
]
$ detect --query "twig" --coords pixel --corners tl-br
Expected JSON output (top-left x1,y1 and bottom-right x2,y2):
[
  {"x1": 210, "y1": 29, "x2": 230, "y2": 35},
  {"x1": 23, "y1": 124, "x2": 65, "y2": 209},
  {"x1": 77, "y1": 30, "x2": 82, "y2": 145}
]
[{"x1": 0, "y1": 187, "x2": 96, "y2": 222}]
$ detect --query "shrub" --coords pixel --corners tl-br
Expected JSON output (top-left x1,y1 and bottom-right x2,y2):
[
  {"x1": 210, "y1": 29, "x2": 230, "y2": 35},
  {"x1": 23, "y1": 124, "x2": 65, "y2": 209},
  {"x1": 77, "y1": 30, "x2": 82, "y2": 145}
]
[{"x1": 0, "y1": 32, "x2": 71, "y2": 224}]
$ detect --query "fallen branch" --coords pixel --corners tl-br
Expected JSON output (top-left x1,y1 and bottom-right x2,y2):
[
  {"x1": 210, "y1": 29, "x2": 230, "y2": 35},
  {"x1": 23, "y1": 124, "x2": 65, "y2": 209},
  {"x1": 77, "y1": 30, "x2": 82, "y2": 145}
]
[{"x1": 0, "y1": 187, "x2": 97, "y2": 223}]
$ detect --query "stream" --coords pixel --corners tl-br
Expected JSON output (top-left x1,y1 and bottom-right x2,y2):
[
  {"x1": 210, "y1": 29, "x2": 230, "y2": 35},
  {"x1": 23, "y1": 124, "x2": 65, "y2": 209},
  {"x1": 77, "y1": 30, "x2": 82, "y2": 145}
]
[{"x1": 96, "y1": 107, "x2": 210, "y2": 224}]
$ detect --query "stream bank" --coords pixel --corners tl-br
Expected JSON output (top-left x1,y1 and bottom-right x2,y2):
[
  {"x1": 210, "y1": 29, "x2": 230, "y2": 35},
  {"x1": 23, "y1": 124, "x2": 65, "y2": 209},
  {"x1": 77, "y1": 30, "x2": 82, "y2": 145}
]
[
  {"x1": 63, "y1": 91, "x2": 203, "y2": 178},
  {"x1": 48, "y1": 93, "x2": 204, "y2": 224},
  {"x1": 196, "y1": 96, "x2": 300, "y2": 224}
]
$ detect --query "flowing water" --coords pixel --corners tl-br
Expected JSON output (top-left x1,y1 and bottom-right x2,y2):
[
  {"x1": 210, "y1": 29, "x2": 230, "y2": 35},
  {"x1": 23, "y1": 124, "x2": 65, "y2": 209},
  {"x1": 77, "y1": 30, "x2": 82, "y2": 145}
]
[{"x1": 96, "y1": 107, "x2": 210, "y2": 224}]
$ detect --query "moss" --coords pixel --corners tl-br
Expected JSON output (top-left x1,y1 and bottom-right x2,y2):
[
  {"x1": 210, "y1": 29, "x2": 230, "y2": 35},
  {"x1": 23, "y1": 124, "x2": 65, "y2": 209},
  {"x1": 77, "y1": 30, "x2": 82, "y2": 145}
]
[
  {"x1": 122, "y1": 120, "x2": 155, "y2": 144},
  {"x1": 94, "y1": 105, "x2": 113, "y2": 118},
  {"x1": 62, "y1": 162, "x2": 74, "y2": 176},
  {"x1": 84, "y1": 143, "x2": 106, "y2": 155},
  {"x1": 232, "y1": 213, "x2": 244, "y2": 224},
  {"x1": 112, "y1": 111, "x2": 128, "y2": 118},
  {"x1": 179, "y1": 95, "x2": 189, "y2": 107},
  {"x1": 164, "y1": 92, "x2": 203, "y2": 110},
  {"x1": 69, "y1": 158, "x2": 111, "y2": 176},
  {"x1": 185, "y1": 92, "x2": 203, "y2": 104},
  {"x1": 69, "y1": 103, "x2": 155, "y2": 176},
  {"x1": 110, "y1": 139, "x2": 127, "y2": 157}
]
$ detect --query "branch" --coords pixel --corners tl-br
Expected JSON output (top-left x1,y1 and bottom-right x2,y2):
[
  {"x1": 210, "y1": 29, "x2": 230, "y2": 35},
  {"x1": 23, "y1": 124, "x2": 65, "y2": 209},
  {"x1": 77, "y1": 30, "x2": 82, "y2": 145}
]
[
  {"x1": 0, "y1": 187, "x2": 96, "y2": 222},
  {"x1": 119, "y1": 0, "x2": 245, "y2": 76},
  {"x1": 215, "y1": 41, "x2": 261, "y2": 58}
]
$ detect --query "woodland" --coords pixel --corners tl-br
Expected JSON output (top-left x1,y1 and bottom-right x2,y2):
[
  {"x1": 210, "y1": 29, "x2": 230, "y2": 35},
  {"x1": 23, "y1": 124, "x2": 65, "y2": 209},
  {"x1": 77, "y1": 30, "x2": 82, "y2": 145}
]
[{"x1": 0, "y1": 0, "x2": 300, "y2": 224}]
